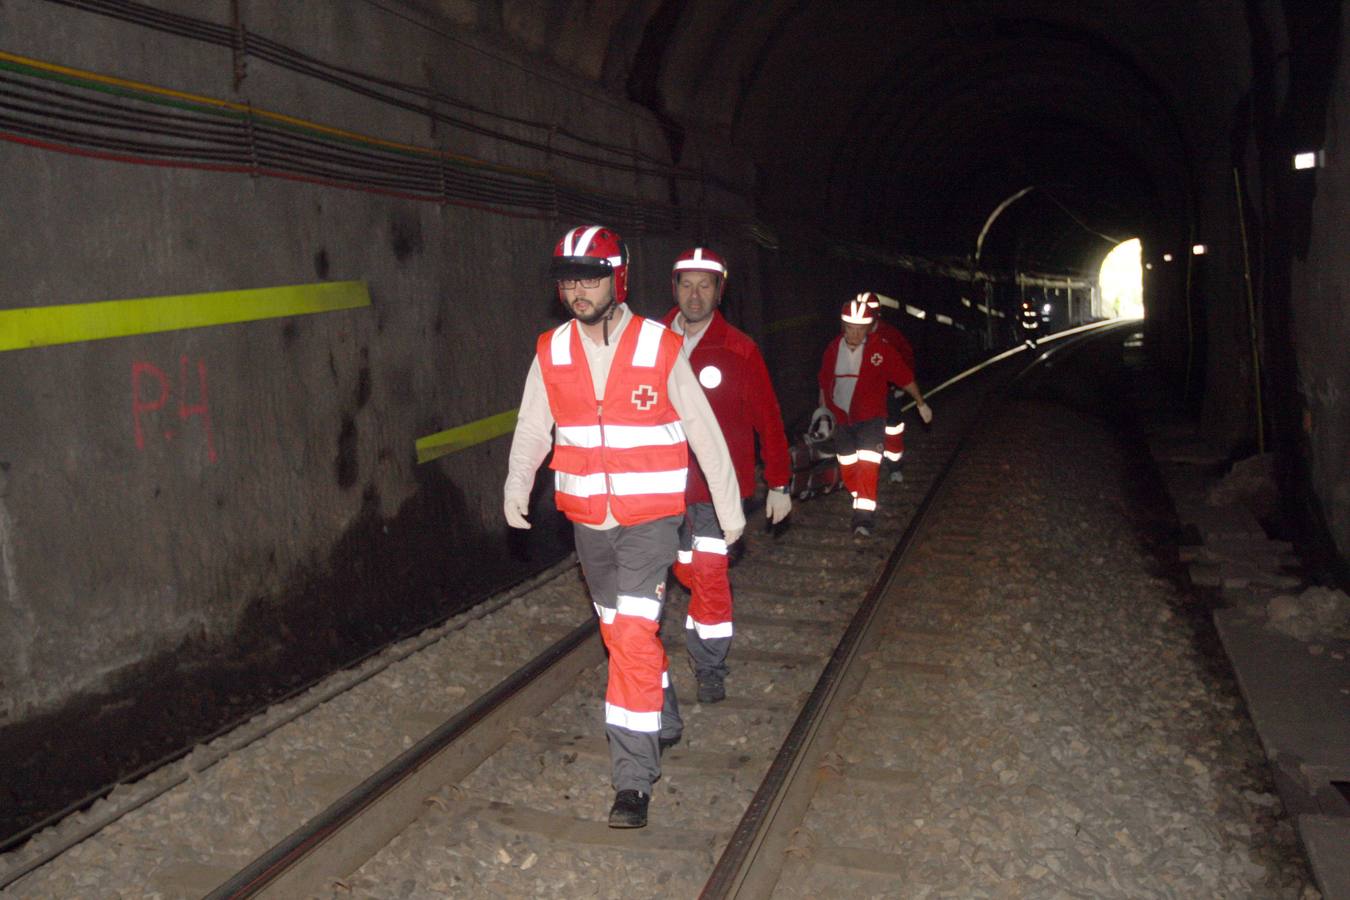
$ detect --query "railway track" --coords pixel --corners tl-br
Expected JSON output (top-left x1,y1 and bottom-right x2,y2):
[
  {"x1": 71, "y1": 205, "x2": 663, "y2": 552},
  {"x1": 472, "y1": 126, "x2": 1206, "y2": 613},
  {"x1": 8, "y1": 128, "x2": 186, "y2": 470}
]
[
  {"x1": 206, "y1": 328, "x2": 1130, "y2": 898},
  {"x1": 3, "y1": 323, "x2": 1131, "y2": 898}
]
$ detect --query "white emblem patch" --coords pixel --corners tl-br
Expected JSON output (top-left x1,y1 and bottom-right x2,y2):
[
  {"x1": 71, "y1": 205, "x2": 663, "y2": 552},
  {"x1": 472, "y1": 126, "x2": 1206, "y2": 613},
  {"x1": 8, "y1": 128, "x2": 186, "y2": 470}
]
[
  {"x1": 698, "y1": 365, "x2": 723, "y2": 389},
  {"x1": 870, "y1": 352, "x2": 884, "y2": 366},
  {"x1": 631, "y1": 384, "x2": 659, "y2": 411}
]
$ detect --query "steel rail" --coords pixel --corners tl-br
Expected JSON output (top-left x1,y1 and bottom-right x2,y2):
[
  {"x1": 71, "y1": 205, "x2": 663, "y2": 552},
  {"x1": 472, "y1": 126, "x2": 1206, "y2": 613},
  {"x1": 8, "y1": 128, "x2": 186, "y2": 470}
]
[
  {"x1": 205, "y1": 617, "x2": 604, "y2": 899},
  {"x1": 700, "y1": 321, "x2": 1139, "y2": 898}
]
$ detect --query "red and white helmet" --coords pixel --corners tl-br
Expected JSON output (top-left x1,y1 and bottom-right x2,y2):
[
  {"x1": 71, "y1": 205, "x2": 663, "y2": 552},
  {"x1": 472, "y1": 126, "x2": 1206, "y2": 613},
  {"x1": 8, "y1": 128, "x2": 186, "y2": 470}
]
[
  {"x1": 672, "y1": 247, "x2": 728, "y2": 280},
  {"x1": 841, "y1": 296, "x2": 874, "y2": 325},
  {"x1": 859, "y1": 291, "x2": 899, "y2": 311},
  {"x1": 550, "y1": 225, "x2": 628, "y2": 303}
]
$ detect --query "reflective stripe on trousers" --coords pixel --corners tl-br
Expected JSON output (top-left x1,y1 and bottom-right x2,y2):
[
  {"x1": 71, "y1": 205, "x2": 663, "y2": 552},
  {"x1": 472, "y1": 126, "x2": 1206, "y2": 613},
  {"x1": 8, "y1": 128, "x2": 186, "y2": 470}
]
[{"x1": 573, "y1": 515, "x2": 683, "y2": 793}]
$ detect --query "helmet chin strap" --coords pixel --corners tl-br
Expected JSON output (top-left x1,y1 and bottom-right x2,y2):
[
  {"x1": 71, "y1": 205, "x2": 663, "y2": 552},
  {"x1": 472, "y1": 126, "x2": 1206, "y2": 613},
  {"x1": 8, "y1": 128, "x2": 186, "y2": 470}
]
[{"x1": 601, "y1": 299, "x2": 617, "y2": 346}]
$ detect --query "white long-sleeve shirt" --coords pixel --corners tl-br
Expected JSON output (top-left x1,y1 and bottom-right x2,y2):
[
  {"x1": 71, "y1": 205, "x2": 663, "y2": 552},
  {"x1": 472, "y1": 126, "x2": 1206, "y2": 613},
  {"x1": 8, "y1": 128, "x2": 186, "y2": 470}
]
[{"x1": 505, "y1": 304, "x2": 746, "y2": 533}]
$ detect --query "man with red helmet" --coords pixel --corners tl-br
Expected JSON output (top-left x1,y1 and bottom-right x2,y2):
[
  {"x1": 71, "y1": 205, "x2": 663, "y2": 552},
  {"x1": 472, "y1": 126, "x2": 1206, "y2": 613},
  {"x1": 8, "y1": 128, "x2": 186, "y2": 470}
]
[
  {"x1": 859, "y1": 292, "x2": 916, "y2": 483},
  {"x1": 817, "y1": 297, "x2": 932, "y2": 536},
  {"x1": 504, "y1": 225, "x2": 744, "y2": 829},
  {"x1": 660, "y1": 247, "x2": 792, "y2": 704}
]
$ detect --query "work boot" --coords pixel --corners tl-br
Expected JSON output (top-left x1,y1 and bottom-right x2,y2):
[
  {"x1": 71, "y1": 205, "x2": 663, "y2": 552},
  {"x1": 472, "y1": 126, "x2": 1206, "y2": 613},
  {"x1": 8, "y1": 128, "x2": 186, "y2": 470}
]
[
  {"x1": 696, "y1": 672, "x2": 726, "y2": 704},
  {"x1": 851, "y1": 511, "x2": 875, "y2": 537},
  {"x1": 608, "y1": 789, "x2": 650, "y2": 828}
]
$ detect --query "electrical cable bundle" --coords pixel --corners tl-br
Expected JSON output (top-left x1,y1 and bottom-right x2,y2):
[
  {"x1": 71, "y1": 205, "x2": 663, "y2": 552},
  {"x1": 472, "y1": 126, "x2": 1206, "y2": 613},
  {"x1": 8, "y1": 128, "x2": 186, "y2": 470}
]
[{"x1": 0, "y1": 50, "x2": 771, "y2": 241}]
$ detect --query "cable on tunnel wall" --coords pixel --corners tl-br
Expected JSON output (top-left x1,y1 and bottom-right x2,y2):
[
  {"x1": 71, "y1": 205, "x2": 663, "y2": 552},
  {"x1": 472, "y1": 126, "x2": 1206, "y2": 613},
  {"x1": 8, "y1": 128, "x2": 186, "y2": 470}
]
[
  {"x1": 0, "y1": 51, "x2": 772, "y2": 243},
  {"x1": 38, "y1": 0, "x2": 742, "y2": 190}
]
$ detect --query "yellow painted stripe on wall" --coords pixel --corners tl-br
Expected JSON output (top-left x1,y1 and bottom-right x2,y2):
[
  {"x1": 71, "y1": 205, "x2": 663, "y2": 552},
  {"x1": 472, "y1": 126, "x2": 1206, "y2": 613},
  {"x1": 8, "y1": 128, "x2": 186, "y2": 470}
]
[
  {"x1": 417, "y1": 409, "x2": 519, "y2": 464},
  {"x1": 0, "y1": 281, "x2": 370, "y2": 351}
]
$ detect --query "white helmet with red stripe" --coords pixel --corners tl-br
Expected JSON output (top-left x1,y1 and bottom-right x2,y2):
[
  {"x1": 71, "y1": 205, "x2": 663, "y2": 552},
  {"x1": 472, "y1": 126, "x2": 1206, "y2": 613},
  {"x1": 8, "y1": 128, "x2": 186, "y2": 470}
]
[
  {"x1": 859, "y1": 291, "x2": 900, "y2": 312},
  {"x1": 672, "y1": 247, "x2": 728, "y2": 281},
  {"x1": 550, "y1": 225, "x2": 628, "y2": 303},
  {"x1": 841, "y1": 296, "x2": 875, "y2": 325}
]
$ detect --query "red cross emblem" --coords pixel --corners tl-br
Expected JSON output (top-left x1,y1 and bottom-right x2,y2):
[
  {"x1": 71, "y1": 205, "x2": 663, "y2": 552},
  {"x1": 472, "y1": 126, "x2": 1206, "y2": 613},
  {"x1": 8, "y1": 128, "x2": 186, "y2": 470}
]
[
  {"x1": 870, "y1": 352, "x2": 884, "y2": 366},
  {"x1": 631, "y1": 384, "x2": 659, "y2": 411}
]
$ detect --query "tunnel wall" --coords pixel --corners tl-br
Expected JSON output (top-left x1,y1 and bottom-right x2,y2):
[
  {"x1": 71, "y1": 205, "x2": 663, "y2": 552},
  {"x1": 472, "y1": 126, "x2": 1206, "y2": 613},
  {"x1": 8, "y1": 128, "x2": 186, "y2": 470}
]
[
  {"x1": 0, "y1": 0, "x2": 761, "y2": 724},
  {"x1": 1288, "y1": 9, "x2": 1350, "y2": 565}
]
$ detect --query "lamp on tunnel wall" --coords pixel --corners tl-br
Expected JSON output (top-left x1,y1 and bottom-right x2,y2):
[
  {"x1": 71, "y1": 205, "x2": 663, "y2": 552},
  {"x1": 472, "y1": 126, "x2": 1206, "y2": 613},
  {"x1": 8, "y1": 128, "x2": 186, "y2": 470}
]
[
  {"x1": 1293, "y1": 150, "x2": 1323, "y2": 170},
  {"x1": 1191, "y1": 244, "x2": 1207, "y2": 256},
  {"x1": 1162, "y1": 253, "x2": 1174, "y2": 262}
]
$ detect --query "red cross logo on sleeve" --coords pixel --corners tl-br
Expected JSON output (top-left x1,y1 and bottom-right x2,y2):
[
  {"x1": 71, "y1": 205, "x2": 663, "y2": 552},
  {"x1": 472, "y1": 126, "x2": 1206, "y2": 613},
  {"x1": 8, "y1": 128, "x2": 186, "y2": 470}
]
[
  {"x1": 870, "y1": 352, "x2": 884, "y2": 366},
  {"x1": 631, "y1": 384, "x2": 659, "y2": 410}
]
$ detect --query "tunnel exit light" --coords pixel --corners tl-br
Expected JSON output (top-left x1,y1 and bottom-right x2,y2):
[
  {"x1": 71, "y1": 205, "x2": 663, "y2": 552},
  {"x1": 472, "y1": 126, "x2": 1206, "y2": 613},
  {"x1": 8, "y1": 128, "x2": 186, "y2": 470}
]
[
  {"x1": 1162, "y1": 253, "x2": 1174, "y2": 262},
  {"x1": 1192, "y1": 244, "x2": 1207, "y2": 256},
  {"x1": 1293, "y1": 150, "x2": 1322, "y2": 170}
]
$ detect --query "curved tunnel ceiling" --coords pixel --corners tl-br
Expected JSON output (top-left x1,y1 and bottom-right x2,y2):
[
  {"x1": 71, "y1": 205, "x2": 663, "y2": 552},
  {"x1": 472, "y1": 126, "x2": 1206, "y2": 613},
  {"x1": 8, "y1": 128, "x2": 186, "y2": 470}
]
[{"x1": 493, "y1": 0, "x2": 1254, "y2": 276}]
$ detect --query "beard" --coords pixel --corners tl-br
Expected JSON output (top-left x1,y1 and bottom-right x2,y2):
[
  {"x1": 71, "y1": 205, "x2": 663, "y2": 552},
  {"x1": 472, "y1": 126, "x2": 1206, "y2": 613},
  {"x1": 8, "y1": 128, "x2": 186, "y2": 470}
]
[{"x1": 573, "y1": 294, "x2": 616, "y2": 325}]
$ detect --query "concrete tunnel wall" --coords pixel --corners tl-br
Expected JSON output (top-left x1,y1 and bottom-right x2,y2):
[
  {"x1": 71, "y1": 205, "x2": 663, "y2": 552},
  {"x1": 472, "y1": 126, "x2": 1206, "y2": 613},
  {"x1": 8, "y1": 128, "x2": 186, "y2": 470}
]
[
  {"x1": 4, "y1": 0, "x2": 1348, "y2": 735},
  {"x1": 1290, "y1": 10, "x2": 1350, "y2": 573},
  {"x1": 0, "y1": 0, "x2": 765, "y2": 724}
]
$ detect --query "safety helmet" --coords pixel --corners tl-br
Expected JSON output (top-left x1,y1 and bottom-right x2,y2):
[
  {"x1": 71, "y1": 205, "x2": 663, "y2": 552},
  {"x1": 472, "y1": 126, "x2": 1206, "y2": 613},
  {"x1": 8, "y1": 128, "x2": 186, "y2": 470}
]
[
  {"x1": 672, "y1": 247, "x2": 728, "y2": 280},
  {"x1": 860, "y1": 291, "x2": 900, "y2": 311},
  {"x1": 550, "y1": 225, "x2": 628, "y2": 303},
  {"x1": 841, "y1": 296, "x2": 874, "y2": 325}
]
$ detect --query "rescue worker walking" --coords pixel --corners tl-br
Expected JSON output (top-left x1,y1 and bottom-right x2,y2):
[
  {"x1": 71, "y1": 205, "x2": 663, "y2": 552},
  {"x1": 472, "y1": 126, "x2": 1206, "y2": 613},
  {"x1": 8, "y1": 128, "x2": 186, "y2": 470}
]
[
  {"x1": 660, "y1": 247, "x2": 792, "y2": 704},
  {"x1": 859, "y1": 292, "x2": 916, "y2": 483},
  {"x1": 817, "y1": 296, "x2": 932, "y2": 536},
  {"x1": 1020, "y1": 298, "x2": 1040, "y2": 348},
  {"x1": 504, "y1": 225, "x2": 744, "y2": 829}
]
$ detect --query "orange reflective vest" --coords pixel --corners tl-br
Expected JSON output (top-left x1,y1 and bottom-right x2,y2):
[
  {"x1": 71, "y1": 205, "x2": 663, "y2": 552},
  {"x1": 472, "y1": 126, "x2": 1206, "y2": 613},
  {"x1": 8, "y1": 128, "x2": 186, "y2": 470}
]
[{"x1": 536, "y1": 316, "x2": 689, "y2": 526}]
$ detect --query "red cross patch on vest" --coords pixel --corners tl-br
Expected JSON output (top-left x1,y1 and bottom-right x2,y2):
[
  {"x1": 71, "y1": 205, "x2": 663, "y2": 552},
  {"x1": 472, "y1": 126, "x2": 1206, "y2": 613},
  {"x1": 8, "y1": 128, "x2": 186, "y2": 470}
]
[{"x1": 632, "y1": 384, "x2": 659, "y2": 410}]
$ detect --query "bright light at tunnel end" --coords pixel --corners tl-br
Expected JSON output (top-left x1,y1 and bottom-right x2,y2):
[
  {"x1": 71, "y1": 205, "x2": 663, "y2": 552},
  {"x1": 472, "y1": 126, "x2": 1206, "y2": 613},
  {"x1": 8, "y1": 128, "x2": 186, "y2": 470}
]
[
  {"x1": 1099, "y1": 238, "x2": 1144, "y2": 320},
  {"x1": 1293, "y1": 150, "x2": 1322, "y2": 170}
]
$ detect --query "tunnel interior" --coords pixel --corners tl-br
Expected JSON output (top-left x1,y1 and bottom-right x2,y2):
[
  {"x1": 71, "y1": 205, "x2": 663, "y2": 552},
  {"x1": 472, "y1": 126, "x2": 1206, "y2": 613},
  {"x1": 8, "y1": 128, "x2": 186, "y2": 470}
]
[{"x1": 0, "y1": 0, "x2": 1346, "y2": 858}]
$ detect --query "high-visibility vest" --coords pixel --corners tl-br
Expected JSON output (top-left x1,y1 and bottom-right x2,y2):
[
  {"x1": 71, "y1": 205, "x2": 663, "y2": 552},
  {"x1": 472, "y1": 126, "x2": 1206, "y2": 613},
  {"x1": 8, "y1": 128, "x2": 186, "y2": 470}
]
[{"x1": 536, "y1": 316, "x2": 688, "y2": 525}]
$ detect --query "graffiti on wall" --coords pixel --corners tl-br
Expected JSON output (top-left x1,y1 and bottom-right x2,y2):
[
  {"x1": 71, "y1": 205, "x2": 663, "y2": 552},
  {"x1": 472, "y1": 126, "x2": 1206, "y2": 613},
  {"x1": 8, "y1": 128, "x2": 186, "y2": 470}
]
[{"x1": 132, "y1": 356, "x2": 218, "y2": 464}]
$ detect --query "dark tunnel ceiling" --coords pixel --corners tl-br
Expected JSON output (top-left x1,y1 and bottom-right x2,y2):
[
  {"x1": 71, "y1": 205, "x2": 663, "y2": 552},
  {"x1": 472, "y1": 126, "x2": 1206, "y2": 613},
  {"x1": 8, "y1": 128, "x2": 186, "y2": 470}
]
[{"x1": 503, "y1": 0, "x2": 1254, "y2": 276}]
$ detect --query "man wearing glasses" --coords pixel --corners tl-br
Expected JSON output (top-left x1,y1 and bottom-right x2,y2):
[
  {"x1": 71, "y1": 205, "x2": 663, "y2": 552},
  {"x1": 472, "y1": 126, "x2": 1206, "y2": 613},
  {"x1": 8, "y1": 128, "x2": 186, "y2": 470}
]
[{"x1": 503, "y1": 225, "x2": 744, "y2": 829}]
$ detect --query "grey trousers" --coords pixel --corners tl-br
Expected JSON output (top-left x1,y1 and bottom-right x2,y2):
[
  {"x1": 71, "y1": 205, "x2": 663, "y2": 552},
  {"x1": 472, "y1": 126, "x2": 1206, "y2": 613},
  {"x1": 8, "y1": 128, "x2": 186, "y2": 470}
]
[{"x1": 573, "y1": 515, "x2": 683, "y2": 794}]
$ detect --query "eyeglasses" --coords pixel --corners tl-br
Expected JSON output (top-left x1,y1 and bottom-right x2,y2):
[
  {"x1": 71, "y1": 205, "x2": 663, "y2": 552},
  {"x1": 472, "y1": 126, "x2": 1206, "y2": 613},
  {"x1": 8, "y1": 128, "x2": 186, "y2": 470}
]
[{"x1": 556, "y1": 277, "x2": 605, "y2": 289}]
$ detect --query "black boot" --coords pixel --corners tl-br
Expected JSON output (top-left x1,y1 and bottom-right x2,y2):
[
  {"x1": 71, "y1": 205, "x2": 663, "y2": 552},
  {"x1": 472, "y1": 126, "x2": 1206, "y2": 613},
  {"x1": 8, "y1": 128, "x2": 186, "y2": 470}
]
[
  {"x1": 608, "y1": 789, "x2": 650, "y2": 828},
  {"x1": 696, "y1": 672, "x2": 726, "y2": 703}
]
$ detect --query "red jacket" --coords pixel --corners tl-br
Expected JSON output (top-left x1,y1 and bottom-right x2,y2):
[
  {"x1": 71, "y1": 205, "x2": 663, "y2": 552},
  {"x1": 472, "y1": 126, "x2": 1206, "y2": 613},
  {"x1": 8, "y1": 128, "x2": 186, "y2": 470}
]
[
  {"x1": 818, "y1": 333, "x2": 914, "y2": 425},
  {"x1": 661, "y1": 309, "x2": 791, "y2": 502},
  {"x1": 537, "y1": 317, "x2": 688, "y2": 525},
  {"x1": 873, "y1": 319, "x2": 915, "y2": 371}
]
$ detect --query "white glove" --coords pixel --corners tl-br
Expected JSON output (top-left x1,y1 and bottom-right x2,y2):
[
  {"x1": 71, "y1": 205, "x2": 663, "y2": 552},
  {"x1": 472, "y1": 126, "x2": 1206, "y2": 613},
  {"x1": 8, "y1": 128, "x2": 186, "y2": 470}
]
[
  {"x1": 916, "y1": 401, "x2": 933, "y2": 425},
  {"x1": 504, "y1": 494, "x2": 531, "y2": 529},
  {"x1": 765, "y1": 488, "x2": 792, "y2": 524},
  {"x1": 722, "y1": 525, "x2": 744, "y2": 546}
]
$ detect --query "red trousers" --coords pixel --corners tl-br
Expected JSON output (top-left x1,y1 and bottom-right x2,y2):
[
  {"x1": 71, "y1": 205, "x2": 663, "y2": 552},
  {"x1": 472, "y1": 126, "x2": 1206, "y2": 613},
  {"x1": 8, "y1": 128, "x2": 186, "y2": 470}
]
[
  {"x1": 834, "y1": 418, "x2": 886, "y2": 513},
  {"x1": 672, "y1": 502, "x2": 734, "y2": 678}
]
